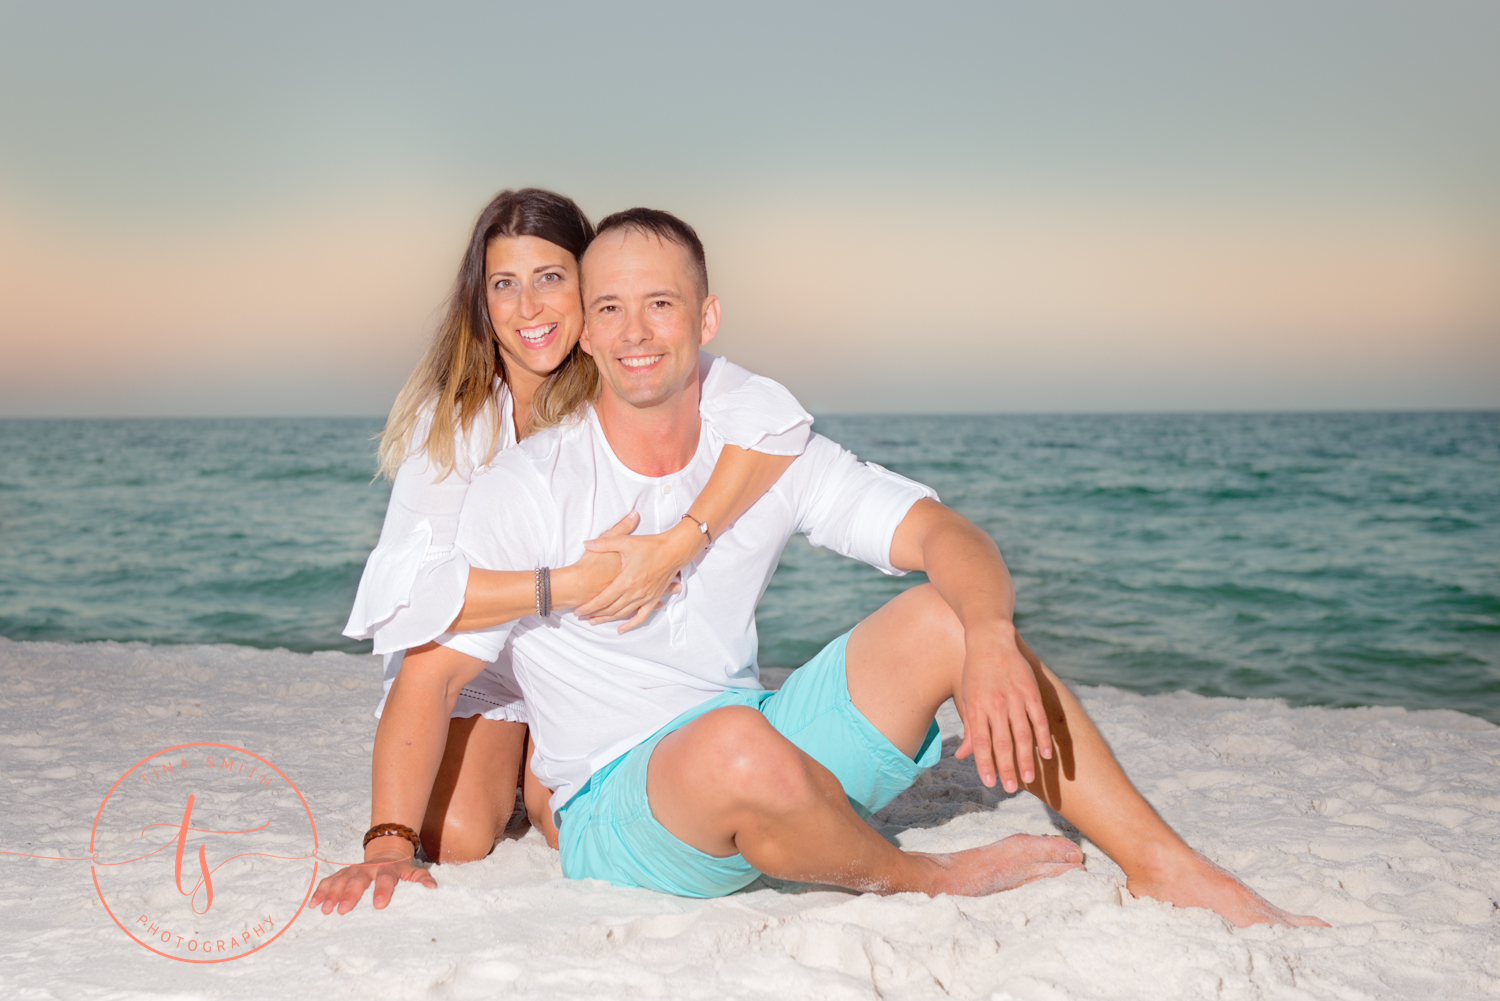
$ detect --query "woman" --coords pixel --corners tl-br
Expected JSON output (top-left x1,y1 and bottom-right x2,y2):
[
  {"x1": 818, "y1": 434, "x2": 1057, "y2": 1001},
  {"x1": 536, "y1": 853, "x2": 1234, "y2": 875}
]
[{"x1": 319, "y1": 189, "x2": 810, "y2": 912}]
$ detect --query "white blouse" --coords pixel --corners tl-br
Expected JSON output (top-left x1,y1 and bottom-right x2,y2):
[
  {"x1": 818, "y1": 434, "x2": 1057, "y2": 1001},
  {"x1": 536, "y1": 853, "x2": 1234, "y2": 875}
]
[{"x1": 343, "y1": 353, "x2": 813, "y2": 720}]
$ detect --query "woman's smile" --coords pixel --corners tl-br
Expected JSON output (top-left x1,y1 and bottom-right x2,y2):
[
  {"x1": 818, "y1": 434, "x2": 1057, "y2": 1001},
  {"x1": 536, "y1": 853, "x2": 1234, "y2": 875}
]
[{"x1": 516, "y1": 322, "x2": 560, "y2": 349}]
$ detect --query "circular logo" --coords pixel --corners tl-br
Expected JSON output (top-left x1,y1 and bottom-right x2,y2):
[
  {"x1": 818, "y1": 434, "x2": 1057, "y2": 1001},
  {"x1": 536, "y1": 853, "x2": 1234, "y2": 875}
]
[{"x1": 90, "y1": 743, "x2": 319, "y2": 963}]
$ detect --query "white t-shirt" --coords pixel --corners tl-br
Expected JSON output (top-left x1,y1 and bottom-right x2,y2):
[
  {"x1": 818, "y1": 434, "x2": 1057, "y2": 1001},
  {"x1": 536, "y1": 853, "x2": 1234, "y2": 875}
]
[{"x1": 437, "y1": 406, "x2": 937, "y2": 814}]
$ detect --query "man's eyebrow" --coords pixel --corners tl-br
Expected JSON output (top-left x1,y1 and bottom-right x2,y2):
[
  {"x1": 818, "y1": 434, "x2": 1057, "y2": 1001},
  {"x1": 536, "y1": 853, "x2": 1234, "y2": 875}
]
[{"x1": 587, "y1": 293, "x2": 622, "y2": 309}]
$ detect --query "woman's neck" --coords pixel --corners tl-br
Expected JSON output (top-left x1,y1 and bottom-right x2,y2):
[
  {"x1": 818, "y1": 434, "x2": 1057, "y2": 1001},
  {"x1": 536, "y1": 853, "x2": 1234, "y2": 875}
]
[{"x1": 507, "y1": 366, "x2": 546, "y2": 441}]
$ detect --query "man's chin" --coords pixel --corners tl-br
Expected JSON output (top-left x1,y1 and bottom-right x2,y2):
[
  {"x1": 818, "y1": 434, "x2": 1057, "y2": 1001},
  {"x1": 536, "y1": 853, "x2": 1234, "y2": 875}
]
[
  {"x1": 600, "y1": 370, "x2": 678, "y2": 409},
  {"x1": 604, "y1": 385, "x2": 674, "y2": 409}
]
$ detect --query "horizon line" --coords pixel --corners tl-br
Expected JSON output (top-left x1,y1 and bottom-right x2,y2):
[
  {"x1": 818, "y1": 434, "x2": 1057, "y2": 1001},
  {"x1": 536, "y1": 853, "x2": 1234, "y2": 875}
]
[{"x1": 1, "y1": 406, "x2": 1495, "y2": 421}]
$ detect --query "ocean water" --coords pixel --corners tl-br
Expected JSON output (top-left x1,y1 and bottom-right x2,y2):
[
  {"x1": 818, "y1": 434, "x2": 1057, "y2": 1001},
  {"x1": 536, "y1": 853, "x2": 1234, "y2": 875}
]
[{"x1": 0, "y1": 412, "x2": 1495, "y2": 722}]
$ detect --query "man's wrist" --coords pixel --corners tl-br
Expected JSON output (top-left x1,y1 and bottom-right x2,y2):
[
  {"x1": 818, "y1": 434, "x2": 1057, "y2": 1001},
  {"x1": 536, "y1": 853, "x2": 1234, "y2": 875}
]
[{"x1": 964, "y1": 617, "x2": 1018, "y2": 650}]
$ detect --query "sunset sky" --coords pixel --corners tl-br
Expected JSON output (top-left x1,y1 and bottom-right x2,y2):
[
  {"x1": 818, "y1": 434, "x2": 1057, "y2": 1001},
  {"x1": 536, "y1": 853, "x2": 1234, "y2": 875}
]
[{"x1": 1, "y1": 1, "x2": 1495, "y2": 416}]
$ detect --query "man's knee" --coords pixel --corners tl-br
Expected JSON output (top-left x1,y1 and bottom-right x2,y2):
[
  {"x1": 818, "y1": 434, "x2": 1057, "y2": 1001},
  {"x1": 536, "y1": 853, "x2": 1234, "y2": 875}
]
[
  {"x1": 665, "y1": 707, "x2": 818, "y2": 813},
  {"x1": 902, "y1": 583, "x2": 965, "y2": 650}
]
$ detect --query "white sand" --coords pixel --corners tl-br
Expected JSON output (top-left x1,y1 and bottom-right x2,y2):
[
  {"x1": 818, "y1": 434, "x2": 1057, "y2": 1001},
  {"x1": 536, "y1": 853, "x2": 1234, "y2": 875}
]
[{"x1": 1, "y1": 636, "x2": 1497, "y2": 1000}]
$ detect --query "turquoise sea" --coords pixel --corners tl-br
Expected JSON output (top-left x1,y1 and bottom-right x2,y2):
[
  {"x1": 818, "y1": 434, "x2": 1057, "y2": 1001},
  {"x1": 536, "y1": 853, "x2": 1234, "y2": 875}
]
[{"x1": 1, "y1": 412, "x2": 1496, "y2": 722}]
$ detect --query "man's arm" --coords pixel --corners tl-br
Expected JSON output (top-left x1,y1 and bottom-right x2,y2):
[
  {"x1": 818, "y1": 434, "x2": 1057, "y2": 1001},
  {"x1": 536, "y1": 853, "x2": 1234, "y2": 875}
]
[{"x1": 888, "y1": 498, "x2": 1053, "y2": 793}]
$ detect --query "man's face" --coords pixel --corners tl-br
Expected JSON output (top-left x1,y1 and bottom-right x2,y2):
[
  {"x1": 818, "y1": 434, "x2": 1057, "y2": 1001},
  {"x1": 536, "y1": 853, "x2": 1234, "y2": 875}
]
[{"x1": 580, "y1": 228, "x2": 718, "y2": 410}]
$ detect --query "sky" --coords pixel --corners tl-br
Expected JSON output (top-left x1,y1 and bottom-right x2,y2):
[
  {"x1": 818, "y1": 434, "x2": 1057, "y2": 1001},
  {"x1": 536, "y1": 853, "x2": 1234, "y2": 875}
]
[{"x1": 0, "y1": 1, "x2": 1495, "y2": 416}]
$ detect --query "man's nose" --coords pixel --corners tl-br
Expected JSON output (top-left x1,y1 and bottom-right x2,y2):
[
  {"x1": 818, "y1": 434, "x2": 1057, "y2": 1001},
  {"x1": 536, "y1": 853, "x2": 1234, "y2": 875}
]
[{"x1": 619, "y1": 305, "x2": 651, "y2": 346}]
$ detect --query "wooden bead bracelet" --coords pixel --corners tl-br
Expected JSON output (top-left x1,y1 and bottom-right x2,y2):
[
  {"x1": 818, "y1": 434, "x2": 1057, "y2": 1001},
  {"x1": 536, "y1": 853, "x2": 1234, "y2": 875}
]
[{"x1": 363, "y1": 822, "x2": 421, "y2": 851}]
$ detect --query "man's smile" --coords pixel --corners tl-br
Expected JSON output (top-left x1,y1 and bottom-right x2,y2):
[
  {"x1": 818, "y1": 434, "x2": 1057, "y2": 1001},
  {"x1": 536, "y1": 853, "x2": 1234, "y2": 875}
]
[{"x1": 619, "y1": 354, "x2": 665, "y2": 370}]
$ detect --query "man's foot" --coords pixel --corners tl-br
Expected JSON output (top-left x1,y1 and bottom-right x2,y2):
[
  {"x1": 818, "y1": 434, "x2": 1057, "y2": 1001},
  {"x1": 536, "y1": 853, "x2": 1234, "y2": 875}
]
[
  {"x1": 916, "y1": 833, "x2": 1084, "y2": 896},
  {"x1": 1127, "y1": 848, "x2": 1329, "y2": 928}
]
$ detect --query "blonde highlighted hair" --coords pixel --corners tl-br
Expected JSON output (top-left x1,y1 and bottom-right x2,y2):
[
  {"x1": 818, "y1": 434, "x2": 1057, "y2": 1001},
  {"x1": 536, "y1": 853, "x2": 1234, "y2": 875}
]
[{"x1": 377, "y1": 189, "x2": 599, "y2": 481}]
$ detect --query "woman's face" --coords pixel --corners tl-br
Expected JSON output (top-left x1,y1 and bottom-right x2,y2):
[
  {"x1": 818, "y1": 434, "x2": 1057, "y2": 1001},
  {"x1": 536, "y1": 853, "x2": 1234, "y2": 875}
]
[{"x1": 484, "y1": 234, "x2": 584, "y2": 388}]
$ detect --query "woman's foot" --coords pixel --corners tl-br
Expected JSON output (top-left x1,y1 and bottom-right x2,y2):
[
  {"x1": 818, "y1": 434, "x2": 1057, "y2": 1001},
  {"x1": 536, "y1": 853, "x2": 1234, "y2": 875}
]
[{"x1": 1127, "y1": 848, "x2": 1329, "y2": 928}]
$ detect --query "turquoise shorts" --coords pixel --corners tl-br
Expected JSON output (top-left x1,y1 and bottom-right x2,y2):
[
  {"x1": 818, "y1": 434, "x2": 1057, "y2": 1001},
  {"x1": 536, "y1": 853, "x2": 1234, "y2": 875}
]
[{"x1": 555, "y1": 631, "x2": 942, "y2": 897}]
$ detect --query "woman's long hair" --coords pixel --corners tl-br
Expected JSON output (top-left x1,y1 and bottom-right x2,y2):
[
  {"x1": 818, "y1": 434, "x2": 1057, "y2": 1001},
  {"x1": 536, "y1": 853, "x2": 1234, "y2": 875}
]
[{"x1": 376, "y1": 188, "x2": 599, "y2": 481}]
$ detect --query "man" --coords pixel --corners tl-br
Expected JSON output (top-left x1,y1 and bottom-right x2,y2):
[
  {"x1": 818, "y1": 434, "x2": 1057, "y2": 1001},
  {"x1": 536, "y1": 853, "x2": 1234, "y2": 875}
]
[{"x1": 338, "y1": 209, "x2": 1324, "y2": 924}]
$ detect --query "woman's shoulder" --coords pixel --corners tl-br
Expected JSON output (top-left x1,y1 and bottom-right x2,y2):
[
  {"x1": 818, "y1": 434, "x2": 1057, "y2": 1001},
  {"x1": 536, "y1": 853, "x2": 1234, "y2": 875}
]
[
  {"x1": 399, "y1": 382, "x2": 513, "y2": 477},
  {"x1": 697, "y1": 352, "x2": 813, "y2": 454},
  {"x1": 699, "y1": 351, "x2": 752, "y2": 395}
]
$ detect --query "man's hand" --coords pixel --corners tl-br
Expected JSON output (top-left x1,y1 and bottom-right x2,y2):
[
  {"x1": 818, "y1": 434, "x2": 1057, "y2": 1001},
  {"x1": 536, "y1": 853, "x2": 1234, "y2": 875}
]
[
  {"x1": 310, "y1": 841, "x2": 436, "y2": 915},
  {"x1": 953, "y1": 624, "x2": 1053, "y2": 793}
]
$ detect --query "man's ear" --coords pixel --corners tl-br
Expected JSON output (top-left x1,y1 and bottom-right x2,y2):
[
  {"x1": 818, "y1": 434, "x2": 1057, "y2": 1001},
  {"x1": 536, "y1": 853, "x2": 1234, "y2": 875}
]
[
  {"x1": 579, "y1": 321, "x2": 595, "y2": 357},
  {"x1": 698, "y1": 295, "x2": 721, "y2": 347}
]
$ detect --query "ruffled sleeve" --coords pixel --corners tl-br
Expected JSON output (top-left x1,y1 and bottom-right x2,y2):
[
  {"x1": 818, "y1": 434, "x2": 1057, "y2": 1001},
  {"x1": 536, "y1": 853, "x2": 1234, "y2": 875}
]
[
  {"x1": 698, "y1": 354, "x2": 812, "y2": 456},
  {"x1": 343, "y1": 394, "x2": 511, "y2": 656}
]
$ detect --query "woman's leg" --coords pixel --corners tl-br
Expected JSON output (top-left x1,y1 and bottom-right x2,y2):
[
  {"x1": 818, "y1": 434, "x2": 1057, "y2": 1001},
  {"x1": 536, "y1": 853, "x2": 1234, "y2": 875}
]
[{"x1": 421, "y1": 716, "x2": 528, "y2": 863}]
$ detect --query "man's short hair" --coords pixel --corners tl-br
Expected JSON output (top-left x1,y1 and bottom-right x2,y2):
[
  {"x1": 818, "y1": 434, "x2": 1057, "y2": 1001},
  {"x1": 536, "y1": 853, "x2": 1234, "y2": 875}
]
[{"x1": 591, "y1": 207, "x2": 709, "y2": 300}]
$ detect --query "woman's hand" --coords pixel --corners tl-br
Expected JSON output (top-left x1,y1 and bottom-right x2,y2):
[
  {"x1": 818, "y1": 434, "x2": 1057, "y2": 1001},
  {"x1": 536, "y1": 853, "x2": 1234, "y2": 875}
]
[
  {"x1": 572, "y1": 514, "x2": 702, "y2": 633},
  {"x1": 310, "y1": 838, "x2": 437, "y2": 915},
  {"x1": 552, "y1": 512, "x2": 632, "y2": 611}
]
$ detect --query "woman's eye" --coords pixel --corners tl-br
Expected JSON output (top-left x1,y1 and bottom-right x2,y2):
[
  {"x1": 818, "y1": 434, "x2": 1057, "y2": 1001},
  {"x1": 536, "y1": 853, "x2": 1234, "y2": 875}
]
[{"x1": 539, "y1": 272, "x2": 561, "y2": 283}]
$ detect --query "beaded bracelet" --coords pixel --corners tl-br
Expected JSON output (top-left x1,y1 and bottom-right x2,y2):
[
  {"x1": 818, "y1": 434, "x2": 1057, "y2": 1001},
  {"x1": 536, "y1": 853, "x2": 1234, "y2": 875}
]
[
  {"x1": 534, "y1": 566, "x2": 551, "y2": 618},
  {"x1": 363, "y1": 822, "x2": 421, "y2": 852}
]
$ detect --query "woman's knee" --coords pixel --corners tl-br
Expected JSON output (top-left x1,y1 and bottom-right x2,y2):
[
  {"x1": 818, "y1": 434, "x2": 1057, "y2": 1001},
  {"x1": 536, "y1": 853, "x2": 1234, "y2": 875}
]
[{"x1": 422, "y1": 810, "x2": 499, "y2": 864}]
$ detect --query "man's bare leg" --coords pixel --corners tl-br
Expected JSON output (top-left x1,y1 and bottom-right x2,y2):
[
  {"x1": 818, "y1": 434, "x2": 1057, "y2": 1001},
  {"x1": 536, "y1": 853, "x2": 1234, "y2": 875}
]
[
  {"x1": 647, "y1": 706, "x2": 1083, "y2": 895},
  {"x1": 845, "y1": 583, "x2": 1327, "y2": 927}
]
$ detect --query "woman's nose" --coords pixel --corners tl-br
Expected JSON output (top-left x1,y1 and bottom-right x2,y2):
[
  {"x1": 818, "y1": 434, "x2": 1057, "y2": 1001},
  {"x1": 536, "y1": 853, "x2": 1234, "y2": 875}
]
[{"x1": 517, "y1": 285, "x2": 540, "y2": 318}]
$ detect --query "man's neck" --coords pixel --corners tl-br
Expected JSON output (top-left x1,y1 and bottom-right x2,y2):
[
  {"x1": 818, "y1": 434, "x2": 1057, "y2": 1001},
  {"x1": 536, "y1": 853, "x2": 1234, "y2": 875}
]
[{"x1": 593, "y1": 372, "x2": 703, "y2": 478}]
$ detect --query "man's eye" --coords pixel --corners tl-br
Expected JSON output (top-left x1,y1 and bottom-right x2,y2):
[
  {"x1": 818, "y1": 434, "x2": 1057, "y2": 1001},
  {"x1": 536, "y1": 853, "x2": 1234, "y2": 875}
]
[{"x1": 653, "y1": 300, "x2": 671, "y2": 308}]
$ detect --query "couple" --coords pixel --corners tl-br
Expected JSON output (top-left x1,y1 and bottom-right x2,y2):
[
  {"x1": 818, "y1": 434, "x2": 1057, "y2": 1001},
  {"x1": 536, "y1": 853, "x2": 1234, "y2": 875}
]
[{"x1": 317, "y1": 189, "x2": 1323, "y2": 927}]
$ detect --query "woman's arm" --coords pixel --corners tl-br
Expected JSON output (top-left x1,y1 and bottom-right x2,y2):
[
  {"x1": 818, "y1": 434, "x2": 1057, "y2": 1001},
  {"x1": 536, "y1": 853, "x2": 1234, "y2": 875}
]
[
  {"x1": 312, "y1": 642, "x2": 487, "y2": 914},
  {"x1": 443, "y1": 512, "x2": 634, "y2": 632},
  {"x1": 573, "y1": 446, "x2": 795, "y2": 629}
]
